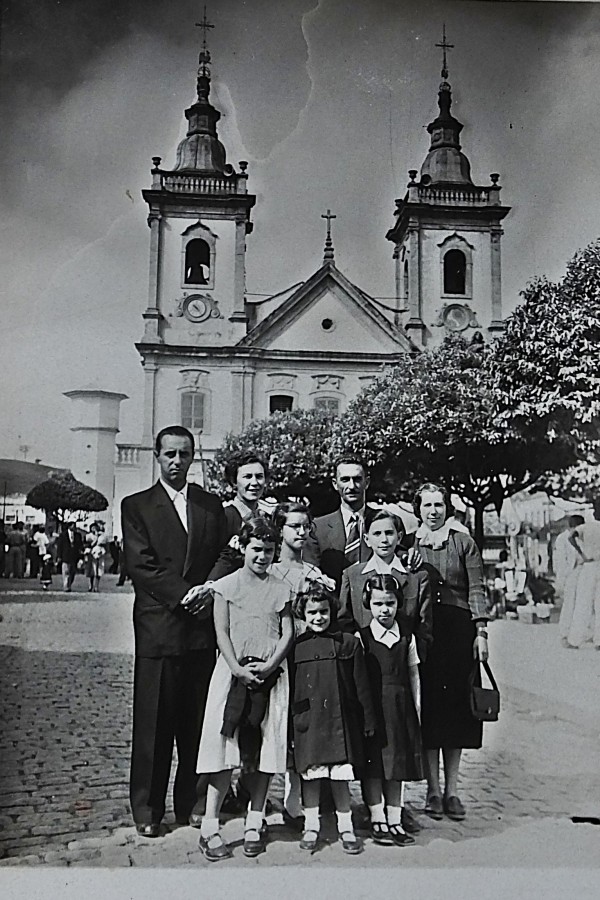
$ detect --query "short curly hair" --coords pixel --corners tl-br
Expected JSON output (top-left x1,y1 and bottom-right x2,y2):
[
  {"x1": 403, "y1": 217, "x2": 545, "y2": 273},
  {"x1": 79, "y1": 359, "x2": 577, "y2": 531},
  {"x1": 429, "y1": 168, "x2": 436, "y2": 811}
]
[
  {"x1": 238, "y1": 515, "x2": 280, "y2": 549},
  {"x1": 292, "y1": 583, "x2": 339, "y2": 624},
  {"x1": 224, "y1": 452, "x2": 269, "y2": 487}
]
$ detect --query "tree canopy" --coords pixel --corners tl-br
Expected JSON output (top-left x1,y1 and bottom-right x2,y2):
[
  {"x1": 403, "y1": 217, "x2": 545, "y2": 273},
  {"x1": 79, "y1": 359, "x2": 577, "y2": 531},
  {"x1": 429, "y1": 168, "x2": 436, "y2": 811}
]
[
  {"x1": 205, "y1": 408, "x2": 337, "y2": 514},
  {"x1": 329, "y1": 334, "x2": 576, "y2": 546},
  {"x1": 26, "y1": 471, "x2": 108, "y2": 521}
]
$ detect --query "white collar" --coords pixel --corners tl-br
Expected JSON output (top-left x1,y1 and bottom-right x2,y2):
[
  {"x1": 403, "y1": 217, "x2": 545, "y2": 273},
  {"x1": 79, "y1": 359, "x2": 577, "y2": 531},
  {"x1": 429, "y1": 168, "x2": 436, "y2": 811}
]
[
  {"x1": 370, "y1": 618, "x2": 400, "y2": 646},
  {"x1": 415, "y1": 520, "x2": 452, "y2": 549},
  {"x1": 340, "y1": 505, "x2": 365, "y2": 529},
  {"x1": 361, "y1": 554, "x2": 407, "y2": 575},
  {"x1": 231, "y1": 496, "x2": 256, "y2": 521},
  {"x1": 160, "y1": 479, "x2": 189, "y2": 503}
]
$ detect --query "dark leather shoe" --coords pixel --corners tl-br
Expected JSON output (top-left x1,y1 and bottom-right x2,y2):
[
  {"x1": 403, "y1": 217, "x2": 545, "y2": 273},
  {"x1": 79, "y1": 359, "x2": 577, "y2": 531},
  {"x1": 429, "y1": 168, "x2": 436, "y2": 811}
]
[
  {"x1": 424, "y1": 794, "x2": 443, "y2": 820},
  {"x1": 339, "y1": 832, "x2": 363, "y2": 855},
  {"x1": 188, "y1": 813, "x2": 203, "y2": 828},
  {"x1": 299, "y1": 829, "x2": 319, "y2": 852},
  {"x1": 401, "y1": 806, "x2": 421, "y2": 834},
  {"x1": 198, "y1": 833, "x2": 233, "y2": 862},
  {"x1": 370, "y1": 822, "x2": 394, "y2": 845},
  {"x1": 389, "y1": 824, "x2": 415, "y2": 846},
  {"x1": 443, "y1": 795, "x2": 466, "y2": 821},
  {"x1": 136, "y1": 823, "x2": 160, "y2": 838},
  {"x1": 243, "y1": 828, "x2": 266, "y2": 858}
]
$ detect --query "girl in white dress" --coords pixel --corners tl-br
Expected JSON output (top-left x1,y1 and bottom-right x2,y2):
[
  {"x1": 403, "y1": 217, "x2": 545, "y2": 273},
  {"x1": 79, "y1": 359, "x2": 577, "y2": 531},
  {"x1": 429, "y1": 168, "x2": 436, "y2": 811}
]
[{"x1": 196, "y1": 516, "x2": 294, "y2": 861}]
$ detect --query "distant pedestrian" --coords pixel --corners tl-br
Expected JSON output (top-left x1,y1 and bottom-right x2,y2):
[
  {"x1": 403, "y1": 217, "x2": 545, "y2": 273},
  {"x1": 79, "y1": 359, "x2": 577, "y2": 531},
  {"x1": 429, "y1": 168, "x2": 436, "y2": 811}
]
[
  {"x1": 0, "y1": 518, "x2": 6, "y2": 577},
  {"x1": 84, "y1": 522, "x2": 107, "y2": 592},
  {"x1": 564, "y1": 501, "x2": 600, "y2": 649},
  {"x1": 556, "y1": 515, "x2": 584, "y2": 642},
  {"x1": 109, "y1": 537, "x2": 120, "y2": 575},
  {"x1": 6, "y1": 522, "x2": 27, "y2": 578},
  {"x1": 56, "y1": 522, "x2": 84, "y2": 592},
  {"x1": 40, "y1": 553, "x2": 53, "y2": 591}
]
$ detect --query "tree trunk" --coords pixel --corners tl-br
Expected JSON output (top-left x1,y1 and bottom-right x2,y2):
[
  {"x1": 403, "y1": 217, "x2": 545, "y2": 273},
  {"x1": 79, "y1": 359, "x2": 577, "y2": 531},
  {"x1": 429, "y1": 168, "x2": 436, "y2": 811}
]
[{"x1": 473, "y1": 501, "x2": 485, "y2": 551}]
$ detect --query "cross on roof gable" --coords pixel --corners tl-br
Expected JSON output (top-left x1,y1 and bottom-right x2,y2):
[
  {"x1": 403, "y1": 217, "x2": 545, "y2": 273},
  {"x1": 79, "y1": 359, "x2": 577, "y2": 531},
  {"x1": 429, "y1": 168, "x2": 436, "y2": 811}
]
[{"x1": 238, "y1": 261, "x2": 416, "y2": 352}]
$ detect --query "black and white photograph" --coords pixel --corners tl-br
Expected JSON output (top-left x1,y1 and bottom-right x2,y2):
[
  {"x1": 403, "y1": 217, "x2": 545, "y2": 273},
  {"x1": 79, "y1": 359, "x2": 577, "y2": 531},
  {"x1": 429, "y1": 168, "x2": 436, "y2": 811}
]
[{"x1": 1, "y1": 0, "x2": 599, "y2": 897}]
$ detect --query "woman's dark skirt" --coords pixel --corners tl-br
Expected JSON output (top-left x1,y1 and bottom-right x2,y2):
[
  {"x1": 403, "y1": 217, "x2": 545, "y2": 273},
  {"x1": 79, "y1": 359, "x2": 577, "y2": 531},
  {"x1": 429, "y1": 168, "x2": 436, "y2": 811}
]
[{"x1": 420, "y1": 604, "x2": 482, "y2": 750}]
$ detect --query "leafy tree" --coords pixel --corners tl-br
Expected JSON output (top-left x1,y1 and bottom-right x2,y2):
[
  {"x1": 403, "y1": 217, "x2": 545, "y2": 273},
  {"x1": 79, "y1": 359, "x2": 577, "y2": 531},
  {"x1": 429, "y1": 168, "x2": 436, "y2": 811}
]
[
  {"x1": 26, "y1": 471, "x2": 108, "y2": 522},
  {"x1": 330, "y1": 334, "x2": 576, "y2": 547},
  {"x1": 205, "y1": 409, "x2": 337, "y2": 515},
  {"x1": 492, "y1": 241, "x2": 600, "y2": 444}
]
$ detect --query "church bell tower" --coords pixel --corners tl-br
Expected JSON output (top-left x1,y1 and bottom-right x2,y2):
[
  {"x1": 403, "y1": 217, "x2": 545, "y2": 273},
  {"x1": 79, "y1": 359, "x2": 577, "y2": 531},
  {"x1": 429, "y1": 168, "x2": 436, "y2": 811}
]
[
  {"x1": 137, "y1": 11, "x2": 256, "y2": 484},
  {"x1": 386, "y1": 29, "x2": 510, "y2": 347}
]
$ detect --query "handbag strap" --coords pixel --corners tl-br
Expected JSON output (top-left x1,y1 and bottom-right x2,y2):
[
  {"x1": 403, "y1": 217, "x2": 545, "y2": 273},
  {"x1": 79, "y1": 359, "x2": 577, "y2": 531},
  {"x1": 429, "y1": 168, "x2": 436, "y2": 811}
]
[{"x1": 473, "y1": 659, "x2": 498, "y2": 692}]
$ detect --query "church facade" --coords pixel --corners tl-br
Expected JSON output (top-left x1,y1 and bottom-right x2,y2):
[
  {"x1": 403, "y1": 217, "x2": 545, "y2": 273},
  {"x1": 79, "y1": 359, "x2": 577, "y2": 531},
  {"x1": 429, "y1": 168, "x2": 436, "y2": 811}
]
[{"x1": 78, "y1": 30, "x2": 511, "y2": 530}]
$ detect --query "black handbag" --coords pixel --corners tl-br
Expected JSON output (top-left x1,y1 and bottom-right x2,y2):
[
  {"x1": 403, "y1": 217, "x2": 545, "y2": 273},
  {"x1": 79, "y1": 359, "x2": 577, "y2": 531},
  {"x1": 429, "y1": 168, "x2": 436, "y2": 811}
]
[{"x1": 469, "y1": 660, "x2": 500, "y2": 722}]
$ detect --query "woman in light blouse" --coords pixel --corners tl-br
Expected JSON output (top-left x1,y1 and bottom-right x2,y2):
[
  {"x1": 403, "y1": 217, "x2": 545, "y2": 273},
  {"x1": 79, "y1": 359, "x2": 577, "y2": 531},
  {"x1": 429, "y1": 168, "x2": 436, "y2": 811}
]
[{"x1": 411, "y1": 483, "x2": 489, "y2": 822}]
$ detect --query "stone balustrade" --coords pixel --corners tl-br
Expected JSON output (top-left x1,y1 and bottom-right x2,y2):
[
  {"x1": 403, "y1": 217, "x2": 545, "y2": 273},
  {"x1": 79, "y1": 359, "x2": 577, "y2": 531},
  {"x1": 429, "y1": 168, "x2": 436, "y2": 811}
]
[
  {"x1": 115, "y1": 445, "x2": 140, "y2": 466},
  {"x1": 154, "y1": 171, "x2": 247, "y2": 195},
  {"x1": 406, "y1": 184, "x2": 501, "y2": 206}
]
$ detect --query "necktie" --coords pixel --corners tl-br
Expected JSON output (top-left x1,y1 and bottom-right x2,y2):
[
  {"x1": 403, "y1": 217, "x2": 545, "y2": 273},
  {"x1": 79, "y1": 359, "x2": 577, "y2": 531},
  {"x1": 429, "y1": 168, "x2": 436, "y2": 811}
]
[
  {"x1": 172, "y1": 491, "x2": 188, "y2": 532},
  {"x1": 345, "y1": 514, "x2": 360, "y2": 564}
]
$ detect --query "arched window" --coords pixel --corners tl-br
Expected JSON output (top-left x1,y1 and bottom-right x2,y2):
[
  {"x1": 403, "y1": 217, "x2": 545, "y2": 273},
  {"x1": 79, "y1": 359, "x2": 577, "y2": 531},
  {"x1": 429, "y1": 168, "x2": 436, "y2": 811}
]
[
  {"x1": 403, "y1": 260, "x2": 409, "y2": 301},
  {"x1": 184, "y1": 239, "x2": 210, "y2": 285},
  {"x1": 269, "y1": 395, "x2": 294, "y2": 414},
  {"x1": 443, "y1": 249, "x2": 466, "y2": 295},
  {"x1": 181, "y1": 392, "x2": 205, "y2": 431},
  {"x1": 314, "y1": 397, "x2": 340, "y2": 414}
]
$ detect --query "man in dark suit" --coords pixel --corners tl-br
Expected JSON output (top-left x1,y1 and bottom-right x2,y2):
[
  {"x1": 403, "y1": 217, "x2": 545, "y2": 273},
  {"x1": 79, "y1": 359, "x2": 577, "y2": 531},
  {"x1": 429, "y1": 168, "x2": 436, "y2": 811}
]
[
  {"x1": 56, "y1": 522, "x2": 84, "y2": 591},
  {"x1": 121, "y1": 425, "x2": 228, "y2": 837},
  {"x1": 304, "y1": 455, "x2": 371, "y2": 587}
]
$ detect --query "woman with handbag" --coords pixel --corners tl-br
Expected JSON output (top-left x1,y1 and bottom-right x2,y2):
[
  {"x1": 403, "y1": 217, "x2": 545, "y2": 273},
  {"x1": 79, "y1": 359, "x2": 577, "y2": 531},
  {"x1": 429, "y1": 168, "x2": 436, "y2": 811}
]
[{"x1": 411, "y1": 483, "x2": 489, "y2": 822}]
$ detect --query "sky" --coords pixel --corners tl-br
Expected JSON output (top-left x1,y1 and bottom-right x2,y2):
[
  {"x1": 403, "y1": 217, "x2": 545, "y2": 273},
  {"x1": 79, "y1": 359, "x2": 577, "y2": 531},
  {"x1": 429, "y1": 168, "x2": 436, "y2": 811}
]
[{"x1": 1, "y1": 0, "x2": 600, "y2": 467}]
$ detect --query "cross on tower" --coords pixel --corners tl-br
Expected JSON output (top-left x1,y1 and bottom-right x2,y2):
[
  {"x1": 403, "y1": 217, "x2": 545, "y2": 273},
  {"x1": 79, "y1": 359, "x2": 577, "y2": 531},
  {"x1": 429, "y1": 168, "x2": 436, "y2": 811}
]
[
  {"x1": 321, "y1": 209, "x2": 337, "y2": 262},
  {"x1": 195, "y1": 6, "x2": 214, "y2": 52},
  {"x1": 435, "y1": 24, "x2": 454, "y2": 80}
]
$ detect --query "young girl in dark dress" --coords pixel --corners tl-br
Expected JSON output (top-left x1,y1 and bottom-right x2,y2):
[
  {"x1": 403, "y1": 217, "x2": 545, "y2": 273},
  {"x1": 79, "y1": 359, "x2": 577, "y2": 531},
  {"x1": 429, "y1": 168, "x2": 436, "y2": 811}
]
[
  {"x1": 360, "y1": 574, "x2": 424, "y2": 846},
  {"x1": 291, "y1": 584, "x2": 377, "y2": 855}
]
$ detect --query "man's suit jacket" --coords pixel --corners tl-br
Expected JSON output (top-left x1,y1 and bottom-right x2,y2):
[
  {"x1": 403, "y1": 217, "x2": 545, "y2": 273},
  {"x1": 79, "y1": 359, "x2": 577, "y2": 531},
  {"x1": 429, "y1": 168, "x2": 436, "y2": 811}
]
[
  {"x1": 303, "y1": 509, "x2": 370, "y2": 590},
  {"x1": 121, "y1": 481, "x2": 228, "y2": 658},
  {"x1": 337, "y1": 560, "x2": 433, "y2": 662},
  {"x1": 56, "y1": 530, "x2": 84, "y2": 566}
]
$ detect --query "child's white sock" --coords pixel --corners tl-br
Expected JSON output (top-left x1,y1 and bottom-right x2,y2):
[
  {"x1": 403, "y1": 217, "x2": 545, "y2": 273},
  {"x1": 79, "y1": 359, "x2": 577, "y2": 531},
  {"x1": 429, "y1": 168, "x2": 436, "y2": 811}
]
[
  {"x1": 245, "y1": 809, "x2": 263, "y2": 835},
  {"x1": 368, "y1": 802, "x2": 386, "y2": 824},
  {"x1": 386, "y1": 806, "x2": 403, "y2": 827},
  {"x1": 336, "y1": 811, "x2": 354, "y2": 835},
  {"x1": 200, "y1": 816, "x2": 219, "y2": 838},
  {"x1": 303, "y1": 806, "x2": 320, "y2": 833}
]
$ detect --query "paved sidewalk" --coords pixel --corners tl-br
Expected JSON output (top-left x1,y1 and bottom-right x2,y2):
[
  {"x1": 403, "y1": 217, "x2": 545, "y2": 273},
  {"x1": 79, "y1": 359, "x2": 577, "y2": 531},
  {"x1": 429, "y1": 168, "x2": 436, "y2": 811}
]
[{"x1": 0, "y1": 582, "x2": 599, "y2": 870}]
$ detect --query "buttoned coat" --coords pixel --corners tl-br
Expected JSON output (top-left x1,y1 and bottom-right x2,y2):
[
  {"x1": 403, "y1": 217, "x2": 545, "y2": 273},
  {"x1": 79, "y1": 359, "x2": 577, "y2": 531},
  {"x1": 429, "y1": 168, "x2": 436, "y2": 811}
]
[
  {"x1": 338, "y1": 560, "x2": 433, "y2": 662},
  {"x1": 121, "y1": 481, "x2": 228, "y2": 658},
  {"x1": 290, "y1": 631, "x2": 377, "y2": 775}
]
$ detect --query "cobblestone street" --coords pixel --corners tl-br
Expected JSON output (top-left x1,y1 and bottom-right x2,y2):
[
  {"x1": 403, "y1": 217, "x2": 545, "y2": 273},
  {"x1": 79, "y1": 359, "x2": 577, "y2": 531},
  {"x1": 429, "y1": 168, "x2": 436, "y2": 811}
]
[{"x1": 1, "y1": 576, "x2": 599, "y2": 875}]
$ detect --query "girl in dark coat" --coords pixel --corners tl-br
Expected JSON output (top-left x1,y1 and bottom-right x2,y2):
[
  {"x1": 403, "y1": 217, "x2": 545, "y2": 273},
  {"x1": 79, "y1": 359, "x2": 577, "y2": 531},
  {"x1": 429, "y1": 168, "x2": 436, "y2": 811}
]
[
  {"x1": 291, "y1": 584, "x2": 377, "y2": 855},
  {"x1": 360, "y1": 574, "x2": 424, "y2": 847}
]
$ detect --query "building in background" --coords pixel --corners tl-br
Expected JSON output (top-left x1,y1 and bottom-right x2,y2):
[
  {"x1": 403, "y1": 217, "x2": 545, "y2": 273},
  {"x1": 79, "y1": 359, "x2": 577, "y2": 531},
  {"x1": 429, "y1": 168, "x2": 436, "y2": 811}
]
[{"x1": 62, "y1": 26, "x2": 512, "y2": 533}]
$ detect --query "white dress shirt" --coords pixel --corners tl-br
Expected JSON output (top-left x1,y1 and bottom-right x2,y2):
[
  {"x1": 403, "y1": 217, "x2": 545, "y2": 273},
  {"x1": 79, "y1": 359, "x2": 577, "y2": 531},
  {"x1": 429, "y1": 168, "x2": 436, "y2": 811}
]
[
  {"x1": 361, "y1": 553, "x2": 407, "y2": 575},
  {"x1": 160, "y1": 479, "x2": 189, "y2": 532}
]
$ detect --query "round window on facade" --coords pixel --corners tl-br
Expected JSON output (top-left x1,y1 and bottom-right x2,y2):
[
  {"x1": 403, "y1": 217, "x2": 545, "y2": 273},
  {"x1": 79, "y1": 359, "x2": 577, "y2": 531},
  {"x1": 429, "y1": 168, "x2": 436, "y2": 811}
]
[{"x1": 321, "y1": 317, "x2": 335, "y2": 332}]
